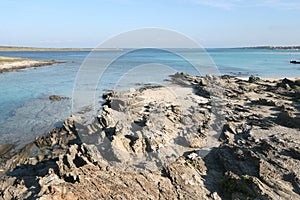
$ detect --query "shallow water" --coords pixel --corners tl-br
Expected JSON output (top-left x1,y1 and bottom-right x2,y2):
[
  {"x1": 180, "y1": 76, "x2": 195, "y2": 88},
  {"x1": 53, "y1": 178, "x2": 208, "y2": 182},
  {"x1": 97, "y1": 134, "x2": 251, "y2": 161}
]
[
  {"x1": 209, "y1": 48, "x2": 300, "y2": 77},
  {"x1": 0, "y1": 48, "x2": 299, "y2": 146}
]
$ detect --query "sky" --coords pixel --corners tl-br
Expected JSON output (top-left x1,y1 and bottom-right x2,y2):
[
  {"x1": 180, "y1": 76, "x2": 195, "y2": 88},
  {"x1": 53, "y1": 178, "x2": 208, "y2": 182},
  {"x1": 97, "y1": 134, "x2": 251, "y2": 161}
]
[{"x1": 1, "y1": 0, "x2": 300, "y2": 48}]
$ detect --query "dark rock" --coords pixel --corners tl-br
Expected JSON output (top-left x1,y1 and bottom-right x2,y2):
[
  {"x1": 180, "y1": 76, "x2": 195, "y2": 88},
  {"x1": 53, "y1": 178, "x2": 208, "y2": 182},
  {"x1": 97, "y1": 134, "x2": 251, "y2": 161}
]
[
  {"x1": 277, "y1": 78, "x2": 295, "y2": 89},
  {"x1": 49, "y1": 95, "x2": 62, "y2": 101},
  {"x1": 276, "y1": 110, "x2": 300, "y2": 128},
  {"x1": 0, "y1": 144, "x2": 14, "y2": 156},
  {"x1": 111, "y1": 99, "x2": 126, "y2": 111},
  {"x1": 251, "y1": 98, "x2": 280, "y2": 106},
  {"x1": 248, "y1": 75, "x2": 260, "y2": 83},
  {"x1": 195, "y1": 85, "x2": 210, "y2": 98},
  {"x1": 198, "y1": 77, "x2": 208, "y2": 86},
  {"x1": 221, "y1": 75, "x2": 235, "y2": 79}
]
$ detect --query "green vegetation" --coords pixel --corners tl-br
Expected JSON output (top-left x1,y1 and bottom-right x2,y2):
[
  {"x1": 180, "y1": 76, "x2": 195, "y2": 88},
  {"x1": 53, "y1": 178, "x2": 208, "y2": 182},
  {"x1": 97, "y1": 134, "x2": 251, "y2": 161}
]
[
  {"x1": 185, "y1": 158, "x2": 202, "y2": 172},
  {"x1": 242, "y1": 174, "x2": 250, "y2": 180},
  {"x1": 218, "y1": 175, "x2": 256, "y2": 199},
  {"x1": 185, "y1": 158, "x2": 194, "y2": 166},
  {"x1": 219, "y1": 176, "x2": 247, "y2": 193}
]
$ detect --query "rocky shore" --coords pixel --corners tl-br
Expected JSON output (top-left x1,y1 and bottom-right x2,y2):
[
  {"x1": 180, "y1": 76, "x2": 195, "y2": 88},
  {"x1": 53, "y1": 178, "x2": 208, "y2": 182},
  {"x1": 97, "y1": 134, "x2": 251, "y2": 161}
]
[
  {"x1": 0, "y1": 73, "x2": 300, "y2": 199},
  {"x1": 0, "y1": 56, "x2": 63, "y2": 73}
]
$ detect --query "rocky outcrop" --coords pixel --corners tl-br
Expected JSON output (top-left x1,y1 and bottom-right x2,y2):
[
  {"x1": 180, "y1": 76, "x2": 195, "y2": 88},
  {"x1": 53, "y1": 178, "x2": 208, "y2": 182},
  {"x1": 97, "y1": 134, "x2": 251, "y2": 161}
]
[
  {"x1": 49, "y1": 95, "x2": 62, "y2": 101},
  {"x1": 0, "y1": 56, "x2": 64, "y2": 73},
  {"x1": 0, "y1": 74, "x2": 300, "y2": 199},
  {"x1": 49, "y1": 95, "x2": 70, "y2": 101},
  {"x1": 277, "y1": 109, "x2": 300, "y2": 128}
]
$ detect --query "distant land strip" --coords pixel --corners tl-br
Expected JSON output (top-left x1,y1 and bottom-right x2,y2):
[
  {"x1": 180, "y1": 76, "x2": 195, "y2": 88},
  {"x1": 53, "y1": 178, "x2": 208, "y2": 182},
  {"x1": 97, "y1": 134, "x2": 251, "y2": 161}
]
[
  {"x1": 1, "y1": 46, "x2": 300, "y2": 52},
  {"x1": 0, "y1": 46, "x2": 122, "y2": 52},
  {"x1": 238, "y1": 46, "x2": 300, "y2": 50}
]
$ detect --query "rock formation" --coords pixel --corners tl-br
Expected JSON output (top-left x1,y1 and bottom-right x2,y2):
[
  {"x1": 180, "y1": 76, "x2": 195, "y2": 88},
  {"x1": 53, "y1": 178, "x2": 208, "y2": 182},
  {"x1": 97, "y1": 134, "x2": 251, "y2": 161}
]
[{"x1": 0, "y1": 73, "x2": 300, "y2": 199}]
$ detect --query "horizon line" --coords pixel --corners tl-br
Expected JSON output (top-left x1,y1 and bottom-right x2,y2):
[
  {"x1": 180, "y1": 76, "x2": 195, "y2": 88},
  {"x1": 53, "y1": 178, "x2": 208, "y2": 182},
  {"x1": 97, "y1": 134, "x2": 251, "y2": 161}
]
[{"x1": 0, "y1": 45, "x2": 300, "y2": 50}]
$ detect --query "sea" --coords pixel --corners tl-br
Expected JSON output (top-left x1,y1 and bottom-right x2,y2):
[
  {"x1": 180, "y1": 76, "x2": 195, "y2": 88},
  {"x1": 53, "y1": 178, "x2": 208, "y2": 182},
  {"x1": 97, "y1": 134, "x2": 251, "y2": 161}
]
[{"x1": 0, "y1": 48, "x2": 300, "y2": 146}]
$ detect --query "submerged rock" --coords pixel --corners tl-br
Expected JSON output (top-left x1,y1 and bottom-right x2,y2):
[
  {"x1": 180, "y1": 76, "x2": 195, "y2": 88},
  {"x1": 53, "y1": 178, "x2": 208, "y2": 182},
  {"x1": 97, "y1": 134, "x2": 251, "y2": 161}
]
[{"x1": 49, "y1": 95, "x2": 62, "y2": 101}]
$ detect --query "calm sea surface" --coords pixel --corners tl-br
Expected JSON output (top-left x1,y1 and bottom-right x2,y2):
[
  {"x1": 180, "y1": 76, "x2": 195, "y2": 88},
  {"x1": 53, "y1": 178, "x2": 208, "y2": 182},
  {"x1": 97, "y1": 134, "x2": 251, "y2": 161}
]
[{"x1": 0, "y1": 48, "x2": 299, "y2": 146}]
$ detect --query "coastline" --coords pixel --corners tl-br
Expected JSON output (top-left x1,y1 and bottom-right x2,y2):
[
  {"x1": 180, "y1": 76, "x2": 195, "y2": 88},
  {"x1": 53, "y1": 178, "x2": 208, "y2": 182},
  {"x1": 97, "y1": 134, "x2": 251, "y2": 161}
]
[
  {"x1": 0, "y1": 73, "x2": 299, "y2": 199},
  {"x1": 0, "y1": 46, "x2": 121, "y2": 52},
  {"x1": 0, "y1": 46, "x2": 92, "y2": 52},
  {"x1": 0, "y1": 56, "x2": 64, "y2": 73}
]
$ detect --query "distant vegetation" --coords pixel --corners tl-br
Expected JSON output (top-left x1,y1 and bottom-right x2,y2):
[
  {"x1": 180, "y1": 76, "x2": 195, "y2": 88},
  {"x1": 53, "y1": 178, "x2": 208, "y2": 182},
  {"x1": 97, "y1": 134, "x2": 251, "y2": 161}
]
[
  {"x1": 240, "y1": 46, "x2": 300, "y2": 50},
  {"x1": 0, "y1": 46, "x2": 92, "y2": 52},
  {"x1": 0, "y1": 46, "x2": 122, "y2": 52}
]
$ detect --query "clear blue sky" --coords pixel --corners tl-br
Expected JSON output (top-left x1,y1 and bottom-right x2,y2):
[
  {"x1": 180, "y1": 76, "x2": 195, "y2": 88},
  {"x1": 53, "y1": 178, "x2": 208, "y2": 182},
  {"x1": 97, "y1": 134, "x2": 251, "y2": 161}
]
[{"x1": 1, "y1": 0, "x2": 300, "y2": 48}]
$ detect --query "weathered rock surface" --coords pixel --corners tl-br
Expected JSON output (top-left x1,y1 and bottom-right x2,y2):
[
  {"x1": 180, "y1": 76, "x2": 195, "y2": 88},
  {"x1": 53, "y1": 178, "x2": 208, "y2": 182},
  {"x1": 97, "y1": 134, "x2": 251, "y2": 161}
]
[{"x1": 0, "y1": 73, "x2": 300, "y2": 199}]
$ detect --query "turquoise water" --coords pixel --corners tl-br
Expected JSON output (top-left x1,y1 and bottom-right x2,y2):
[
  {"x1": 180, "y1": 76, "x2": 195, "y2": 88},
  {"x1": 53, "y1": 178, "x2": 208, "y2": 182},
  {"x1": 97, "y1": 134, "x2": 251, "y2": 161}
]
[
  {"x1": 209, "y1": 48, "x2": 300, "y2": 77},
  {"x1": 0, "y1": 48, "x2": 299, "y2": 145}
]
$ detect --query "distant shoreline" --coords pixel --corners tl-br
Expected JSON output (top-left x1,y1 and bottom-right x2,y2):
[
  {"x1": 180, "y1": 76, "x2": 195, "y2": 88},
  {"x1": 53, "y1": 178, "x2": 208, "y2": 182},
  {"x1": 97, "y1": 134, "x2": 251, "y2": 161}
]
[
  {"x1": 232, "y1": 46, "x2": 300, "y2": 50},
  {"x1": 0, "y1": 46, "x2": 122, "y2": 52},
  {"x1": 1, "y1": 45, "x2": 300, "y2": 52}
]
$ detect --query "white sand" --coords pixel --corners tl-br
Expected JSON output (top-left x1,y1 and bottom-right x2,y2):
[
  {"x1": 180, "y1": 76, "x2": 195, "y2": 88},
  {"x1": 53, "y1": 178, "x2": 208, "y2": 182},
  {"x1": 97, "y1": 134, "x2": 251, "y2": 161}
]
[{"x1": 0, "y1": 56, "x2": 59, "y2": 72}]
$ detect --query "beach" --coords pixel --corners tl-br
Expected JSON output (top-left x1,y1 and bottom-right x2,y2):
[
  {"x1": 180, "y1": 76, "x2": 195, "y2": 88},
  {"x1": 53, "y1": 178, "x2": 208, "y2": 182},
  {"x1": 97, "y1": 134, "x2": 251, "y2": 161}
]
[
  {"x1": 0, "y1": 73, "x2": 299, "y2": 199},
  {"x1": 0, "y1": 56, "x2": 63, "y2": 73}
]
